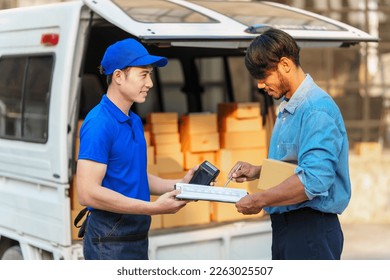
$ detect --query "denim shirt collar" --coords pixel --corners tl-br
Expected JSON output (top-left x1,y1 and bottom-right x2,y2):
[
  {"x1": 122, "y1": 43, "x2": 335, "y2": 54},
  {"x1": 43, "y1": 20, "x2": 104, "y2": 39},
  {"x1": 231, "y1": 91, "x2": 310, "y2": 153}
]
[{"x1": 280, "y1": 74, "x2": 313, "y2": 115}]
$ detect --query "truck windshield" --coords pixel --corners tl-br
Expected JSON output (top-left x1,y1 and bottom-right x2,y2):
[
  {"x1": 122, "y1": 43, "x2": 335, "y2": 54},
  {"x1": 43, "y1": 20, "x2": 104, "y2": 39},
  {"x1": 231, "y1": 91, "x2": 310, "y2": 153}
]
[
  {"x1": 190, "y1": 0, "x2": 343, "y2": 31},
  {"x1": 112, "y1": 0, "x2": 217, "y2": 23},
  {"x1": 111, "y1": 0, "x2": 342, "y2": 31}
]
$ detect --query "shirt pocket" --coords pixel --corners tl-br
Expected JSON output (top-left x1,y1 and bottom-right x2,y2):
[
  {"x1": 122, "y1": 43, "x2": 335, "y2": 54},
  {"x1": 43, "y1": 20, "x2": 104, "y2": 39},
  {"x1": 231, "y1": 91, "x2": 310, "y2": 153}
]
[{"x1": 275, "y1": 143, "x2": 298, "y2": 162}]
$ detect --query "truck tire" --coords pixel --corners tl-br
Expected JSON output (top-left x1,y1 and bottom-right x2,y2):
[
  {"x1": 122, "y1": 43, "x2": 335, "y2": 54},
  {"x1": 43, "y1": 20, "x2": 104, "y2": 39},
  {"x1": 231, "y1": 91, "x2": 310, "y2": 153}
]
[{"x1": 1, "y1": 245, "x2": 23, "y2": 260}]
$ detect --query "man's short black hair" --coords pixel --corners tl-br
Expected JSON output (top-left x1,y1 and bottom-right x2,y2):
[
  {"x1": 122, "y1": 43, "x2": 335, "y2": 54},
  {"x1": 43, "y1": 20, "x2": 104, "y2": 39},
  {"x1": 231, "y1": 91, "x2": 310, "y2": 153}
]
[{"x1": 245, "y1": 28, "x2": 301, "y2": 80}]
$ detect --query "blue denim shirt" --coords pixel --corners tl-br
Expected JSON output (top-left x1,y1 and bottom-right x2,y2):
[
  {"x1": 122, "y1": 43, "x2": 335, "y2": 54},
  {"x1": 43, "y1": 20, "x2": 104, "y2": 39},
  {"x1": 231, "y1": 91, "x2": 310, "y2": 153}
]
[{"x1": 265, "y1": 74, "x2": 351, "y2": 215}]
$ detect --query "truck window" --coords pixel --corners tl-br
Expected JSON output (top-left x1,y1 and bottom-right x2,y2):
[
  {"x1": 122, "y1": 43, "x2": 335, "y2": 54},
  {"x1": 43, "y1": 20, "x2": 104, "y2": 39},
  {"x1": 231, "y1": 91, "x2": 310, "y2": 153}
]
[{"x1": 0, "y1": 55, "x2": 53, "y2": 143}]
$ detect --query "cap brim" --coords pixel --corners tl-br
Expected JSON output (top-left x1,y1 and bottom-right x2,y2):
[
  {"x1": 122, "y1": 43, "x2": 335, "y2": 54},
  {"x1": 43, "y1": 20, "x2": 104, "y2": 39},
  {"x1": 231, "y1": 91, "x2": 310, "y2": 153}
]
[{"x1": 130, "y1": 55, "x2": 168, "y2": 68}]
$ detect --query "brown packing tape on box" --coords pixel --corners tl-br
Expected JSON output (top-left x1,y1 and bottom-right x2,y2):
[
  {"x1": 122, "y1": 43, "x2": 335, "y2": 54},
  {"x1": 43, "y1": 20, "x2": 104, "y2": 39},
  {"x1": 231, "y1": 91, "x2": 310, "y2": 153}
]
[{"x1": 257, "y1": 159, "x2": 297, "y2": 190}]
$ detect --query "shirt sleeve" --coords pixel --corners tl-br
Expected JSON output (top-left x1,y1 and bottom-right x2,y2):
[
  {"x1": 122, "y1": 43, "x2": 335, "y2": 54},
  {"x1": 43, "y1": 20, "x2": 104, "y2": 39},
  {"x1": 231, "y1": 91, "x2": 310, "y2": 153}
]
[
  {"x1": 296, "y1": 110, "x2": 344, "y2": 200},
  {"x1": 78, "y1": 117, "x2": 116, "y2": 164}
]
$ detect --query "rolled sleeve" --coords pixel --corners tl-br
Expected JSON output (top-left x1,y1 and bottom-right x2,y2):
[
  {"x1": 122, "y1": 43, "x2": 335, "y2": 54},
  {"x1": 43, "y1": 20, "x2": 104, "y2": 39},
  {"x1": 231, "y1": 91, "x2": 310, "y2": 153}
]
[{"x1": 297, "y1": 110, "x2": 343, "y2": 200}]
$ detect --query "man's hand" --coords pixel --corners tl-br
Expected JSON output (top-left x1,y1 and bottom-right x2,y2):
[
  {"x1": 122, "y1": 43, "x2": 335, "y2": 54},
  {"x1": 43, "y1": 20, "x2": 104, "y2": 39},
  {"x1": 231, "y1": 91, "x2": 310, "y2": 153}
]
[
  {"x1": 153, "y1": 189, "x2": 189, "y2": 214},
  {"x1": 181, "y1": 165, "x2": 199, "y2": 183},
  {"x1": 227, "y1": 161, "x2": 261, "y2": 183},
  {"x1": 236, "y1": 194, "x2": 263, "y2": 215}
]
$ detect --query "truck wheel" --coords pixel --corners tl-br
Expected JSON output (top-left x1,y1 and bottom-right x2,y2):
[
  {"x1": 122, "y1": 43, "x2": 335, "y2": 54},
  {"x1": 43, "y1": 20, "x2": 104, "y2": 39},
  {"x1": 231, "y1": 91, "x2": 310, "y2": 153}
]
[{"x1": 1, "y1": 245, "x2": 23, "y2": 260}]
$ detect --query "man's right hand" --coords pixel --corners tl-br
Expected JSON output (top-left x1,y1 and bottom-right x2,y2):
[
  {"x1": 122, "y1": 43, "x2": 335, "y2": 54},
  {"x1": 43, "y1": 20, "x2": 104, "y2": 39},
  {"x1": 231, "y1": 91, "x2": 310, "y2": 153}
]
[
  {"x1": 152, "y1": 189, "x2": 189, "y2": 214},
  {"x1": 227, "y1": 161, "x2": 261, "y2": 183}
]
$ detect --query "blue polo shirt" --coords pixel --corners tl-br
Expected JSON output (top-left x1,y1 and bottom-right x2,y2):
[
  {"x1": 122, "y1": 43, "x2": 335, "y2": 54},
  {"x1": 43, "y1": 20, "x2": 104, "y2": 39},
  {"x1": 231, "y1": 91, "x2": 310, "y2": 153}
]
[
  {"x1": 266, "y1": 74, "x2": 351, "y2": 215},
  {"x1": 78, "y1": 94, "x2": 150, "y2": 202}
]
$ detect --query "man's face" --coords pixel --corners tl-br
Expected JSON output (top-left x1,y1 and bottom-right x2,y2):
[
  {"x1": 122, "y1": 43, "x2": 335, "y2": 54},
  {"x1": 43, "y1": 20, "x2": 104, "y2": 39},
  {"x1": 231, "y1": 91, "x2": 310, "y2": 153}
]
[
  {"x1": 117, "y1": 66, "x2": 154, "y2": 104},
  {"x1": 257, "y1": 69, "x2": 290, "y2": 100}
]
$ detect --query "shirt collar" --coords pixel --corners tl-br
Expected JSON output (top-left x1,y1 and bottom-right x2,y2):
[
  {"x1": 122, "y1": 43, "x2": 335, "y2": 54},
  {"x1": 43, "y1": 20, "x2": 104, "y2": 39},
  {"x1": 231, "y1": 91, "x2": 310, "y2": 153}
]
[
  {"x1": 101, "y1": 94, "x2": 132, "y2": 123},
  {"x1": 281, "y1": 74, "x2": 314, "y2": 115}
]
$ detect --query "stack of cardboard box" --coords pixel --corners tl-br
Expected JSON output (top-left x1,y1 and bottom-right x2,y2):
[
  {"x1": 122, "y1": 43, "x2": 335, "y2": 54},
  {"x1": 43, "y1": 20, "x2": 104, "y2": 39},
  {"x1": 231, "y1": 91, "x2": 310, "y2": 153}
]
[
  {"x1": 146, "y1": 112, "x2": 184, "y2": 175},
  {"x1": 145, "y1": 112, "x2": 184, "y2": 230},
  {"x1": 180, "y1": 112, "x2": 220, "y2": 169},
  {"x1": 211, "y1": 102, "x2": 268, "y2": 222},
  {"x1": 158, "y1": 113, "x2": 222, "y2": 228}
]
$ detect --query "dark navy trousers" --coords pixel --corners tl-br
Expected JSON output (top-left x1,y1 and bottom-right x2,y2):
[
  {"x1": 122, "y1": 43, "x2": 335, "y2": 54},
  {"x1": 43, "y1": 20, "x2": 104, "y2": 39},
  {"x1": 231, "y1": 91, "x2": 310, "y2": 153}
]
[
  {"x1": 270, "y1": 207, "x2": 344, "y2": 260},
  {"x1": 83, "y1": 209, "x2": 151, "y2": 260}
]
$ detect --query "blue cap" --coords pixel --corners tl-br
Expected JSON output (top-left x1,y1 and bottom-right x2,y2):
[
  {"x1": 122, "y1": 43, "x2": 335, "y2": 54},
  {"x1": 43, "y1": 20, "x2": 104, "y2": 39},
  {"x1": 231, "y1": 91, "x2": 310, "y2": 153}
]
[{"x1": 101, "y1": 38, "x2": 168, "y2": 74}]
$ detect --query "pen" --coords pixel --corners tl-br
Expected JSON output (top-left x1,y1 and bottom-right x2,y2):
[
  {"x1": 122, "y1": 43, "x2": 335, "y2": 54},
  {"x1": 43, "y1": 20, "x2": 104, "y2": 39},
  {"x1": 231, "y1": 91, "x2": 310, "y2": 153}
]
[{"x1": 223, "y1": 164, "x2": 242, "y2": 188}]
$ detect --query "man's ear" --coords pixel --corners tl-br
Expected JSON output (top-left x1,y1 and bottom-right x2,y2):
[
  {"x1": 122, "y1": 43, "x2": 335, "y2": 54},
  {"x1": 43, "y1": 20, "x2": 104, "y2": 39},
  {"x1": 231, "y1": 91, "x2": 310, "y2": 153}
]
[
  {"x1": 279, "y1": 57, "x2": 292, "y2": 73},
  {"x1": 112, "y1": 69, "x2": 123, "y2": 85}
]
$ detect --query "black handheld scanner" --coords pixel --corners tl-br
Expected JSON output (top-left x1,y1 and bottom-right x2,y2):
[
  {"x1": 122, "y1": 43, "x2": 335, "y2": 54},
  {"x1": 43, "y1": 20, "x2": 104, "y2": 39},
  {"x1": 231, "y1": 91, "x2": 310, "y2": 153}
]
[{"x1": 189, "y1": 160, "x2": 220, "y2": 185}]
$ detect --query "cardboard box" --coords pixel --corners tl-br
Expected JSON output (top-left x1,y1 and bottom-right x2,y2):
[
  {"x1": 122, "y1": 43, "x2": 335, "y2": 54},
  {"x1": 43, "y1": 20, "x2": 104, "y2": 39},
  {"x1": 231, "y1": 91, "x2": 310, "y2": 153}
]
[
  {"x1": 216, "y1": 148, "x2": 267, "y2": 174},
  {"x1": 150, "y1": 195, "x2": 163, "y2": 230},
  {"x1": 147, "y1": 112, "x2": 178, "y2": 124},
  {"x1": 218, "y1": 102, "x2": 260, "y2": 119},
  {"x1": 220, "y1": 130, "x2": 266, "y2": 149},
  {"x1": 70, "y1": 176, "x2": 84, "y2": 211},
  {"x1": 158, "y1": 171, "x2": 187, "y2": 179},
  {"x1": 151, "y1": 123, "x2": 178, "y2": 134},
  {"x1": 181, "y1": 132, "x2": 220, "y2": 152},
  {"x1": 150, "y1": 215, "x2": 163, "y2": 230},
  {"x1": 155, "y1": 142, "x2": 182, "y2": 155},
  {"x1": 211, "y1": 201, "x2": 264, "y2": 223},
  {"x1": 162, "y1": 201, "x2": 211, "y2": 228},
  {"x1": 257, "y1": 159, "x2": 297, "y2": 190},
  {"x1": 184, "y1": 151, "x2": 216, "y2": 170},
  {"x1": 155, "y1": 153, "x2": 184, "y2": 173},
  {"x1": 147, "y1": 146, "x2": 155, "y2": 165},
  {"x1": 152, "y1": 132, "x2": 180, "y2": 145},
  {"x1": 220, "y1": 116, "x2": 262, "y2": 132},
  {"x1": 71, "y1": 209, "x2": 86, "y2": 240},
  {"x1": 147, "y1": 164, "x2": 159, "y2": 176},
  {"x1": 144, "y1": 130, "x2": 151, "y2": 146},
  {"x1": 180, "y1": 113, "x2": 218, "y2": 134}
]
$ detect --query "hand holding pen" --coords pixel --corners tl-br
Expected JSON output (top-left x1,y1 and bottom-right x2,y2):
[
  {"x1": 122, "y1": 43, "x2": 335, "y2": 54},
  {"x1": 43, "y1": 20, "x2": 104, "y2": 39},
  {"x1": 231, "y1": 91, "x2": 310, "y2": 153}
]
[
  {"x1": 223, "y1": 164, "x2": 242, "y2": 188},
  {"x1": 226, "y1": 161, "x2": 261, "y2": 183}
]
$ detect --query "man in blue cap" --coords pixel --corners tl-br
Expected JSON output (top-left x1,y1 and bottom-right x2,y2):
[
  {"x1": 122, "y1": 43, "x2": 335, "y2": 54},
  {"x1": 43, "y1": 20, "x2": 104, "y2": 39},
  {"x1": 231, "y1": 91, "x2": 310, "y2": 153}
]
[{"x1": 76, "y1": 38, "x2": 197, "y2": 260}]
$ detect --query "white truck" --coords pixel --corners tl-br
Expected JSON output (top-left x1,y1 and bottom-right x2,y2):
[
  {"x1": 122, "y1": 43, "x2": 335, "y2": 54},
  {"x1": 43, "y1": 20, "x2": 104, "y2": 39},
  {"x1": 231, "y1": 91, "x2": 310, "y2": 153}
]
[{"x1": 0, "y1": 0, "x2": 376, "y2": 260}]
